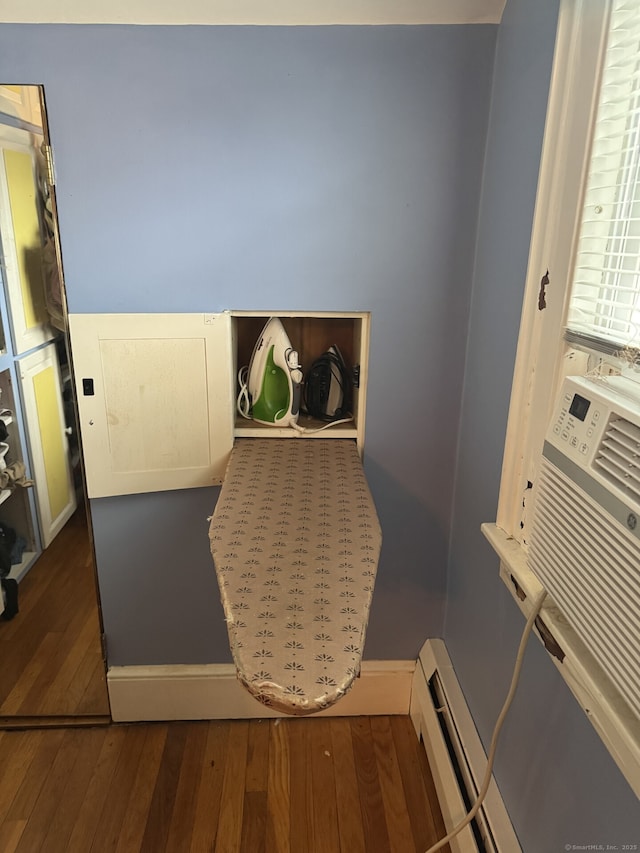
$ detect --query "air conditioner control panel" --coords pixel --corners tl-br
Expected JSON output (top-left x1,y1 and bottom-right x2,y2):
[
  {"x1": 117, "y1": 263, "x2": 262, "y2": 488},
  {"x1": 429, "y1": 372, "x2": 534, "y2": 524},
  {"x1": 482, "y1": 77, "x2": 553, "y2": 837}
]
[
  {"x1": 546, "y1": 374, "x2": 640, "y2": 469},
  {"x1": 546, "y1": 377, "x2": 608, "y2": 465},
  {"x1": 547, "y1": 379, "x2": 609, "y2": 465}
]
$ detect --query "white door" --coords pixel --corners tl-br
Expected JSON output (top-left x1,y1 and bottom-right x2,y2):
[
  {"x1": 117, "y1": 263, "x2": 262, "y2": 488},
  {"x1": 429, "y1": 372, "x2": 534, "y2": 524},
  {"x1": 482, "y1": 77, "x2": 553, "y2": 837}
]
[
  {"x1": 68, "y1": 312, "x2": 234, "y2": 498},
  {"x1": 18, "y1": 342, "x2": 76, "y2": 547}
]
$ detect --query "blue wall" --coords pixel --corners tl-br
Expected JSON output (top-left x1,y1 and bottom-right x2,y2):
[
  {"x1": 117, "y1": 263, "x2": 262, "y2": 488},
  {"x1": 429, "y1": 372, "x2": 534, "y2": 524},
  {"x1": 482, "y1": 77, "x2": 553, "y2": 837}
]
[
  {"x1": 445, "y1": 0, "x2": 640, "y2": 846},
  {"x1": 0, "y1": 24, "x2": 496, "y2": 664},
  {"x1": 2, "y1": 9, "x2": 639, "y2": 847}
]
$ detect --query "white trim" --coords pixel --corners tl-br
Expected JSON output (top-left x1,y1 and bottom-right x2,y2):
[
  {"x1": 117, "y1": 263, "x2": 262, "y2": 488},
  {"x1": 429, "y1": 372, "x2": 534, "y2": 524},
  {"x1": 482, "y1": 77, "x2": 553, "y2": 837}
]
[
  {"x1": 497, "y1": 0, "x2": 611, "y2": 541},
  {"x1": 0, "y1": 0, "x2": 506, "y2": 26},
  {"x1": 482, "y1": 522, "x2": 640, "y2": 800},
  {"x1": 410, "y1": 639, "x2": 521, "y2": 853},
  {"x1": 107, "y1": 659, "x2": 414, "y2": 722}
]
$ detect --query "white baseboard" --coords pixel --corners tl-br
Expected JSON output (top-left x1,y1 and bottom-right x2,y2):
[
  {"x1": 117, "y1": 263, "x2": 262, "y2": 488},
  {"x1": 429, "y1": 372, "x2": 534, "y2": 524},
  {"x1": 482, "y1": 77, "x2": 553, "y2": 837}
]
[
  {"x1": 410, "y1": 639, "x2": 521, "y2": 853},
  {"x1": 107, "y1": 659, "x2": 415, "y2": 722}
]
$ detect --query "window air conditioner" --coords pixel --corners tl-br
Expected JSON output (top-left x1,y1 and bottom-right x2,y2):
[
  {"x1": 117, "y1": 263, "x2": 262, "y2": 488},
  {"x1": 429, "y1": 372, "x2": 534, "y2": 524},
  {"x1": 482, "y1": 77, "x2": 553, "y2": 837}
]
[{"x1": 529, "y1": 375, "x2": 640, "y2": 720}]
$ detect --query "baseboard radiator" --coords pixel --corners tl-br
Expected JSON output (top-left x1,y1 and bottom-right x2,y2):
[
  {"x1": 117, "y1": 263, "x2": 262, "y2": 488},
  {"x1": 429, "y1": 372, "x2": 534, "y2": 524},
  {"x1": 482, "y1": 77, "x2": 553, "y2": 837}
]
[{"x1": 410, "y1": 640, "x2": 521, "y2": 853}]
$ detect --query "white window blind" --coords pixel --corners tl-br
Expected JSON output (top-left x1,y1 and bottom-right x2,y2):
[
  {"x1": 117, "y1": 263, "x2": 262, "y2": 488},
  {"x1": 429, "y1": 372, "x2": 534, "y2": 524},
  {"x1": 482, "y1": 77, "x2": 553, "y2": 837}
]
[{"x1": 566, "y1": 0, "x2": 640, "y2": 356}]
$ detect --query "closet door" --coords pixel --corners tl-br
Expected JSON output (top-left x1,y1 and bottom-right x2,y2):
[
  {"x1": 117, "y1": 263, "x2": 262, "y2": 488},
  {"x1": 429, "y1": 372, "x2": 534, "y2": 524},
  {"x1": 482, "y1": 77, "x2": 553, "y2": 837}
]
[
  {"x1": 0, "y1": 125, "x2": 54, "y2": 355},
  {"x1": 68, "y1": 312, "x2": 234, "y2": 498},
  {"x1": 18, "y1": 342, "x2": 76, "y2": 547}
]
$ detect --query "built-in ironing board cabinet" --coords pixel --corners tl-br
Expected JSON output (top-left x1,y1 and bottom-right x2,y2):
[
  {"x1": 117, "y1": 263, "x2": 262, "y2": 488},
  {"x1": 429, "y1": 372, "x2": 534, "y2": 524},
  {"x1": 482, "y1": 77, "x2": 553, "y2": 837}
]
[{"x1": 68, "y1": 311, "x2": 378, "y2": 715}]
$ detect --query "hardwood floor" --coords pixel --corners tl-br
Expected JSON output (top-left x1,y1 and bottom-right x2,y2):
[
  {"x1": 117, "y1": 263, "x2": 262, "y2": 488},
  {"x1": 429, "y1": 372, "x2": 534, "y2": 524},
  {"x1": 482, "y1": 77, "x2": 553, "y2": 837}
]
[
  {"x1": 0, "y1": 715, "x2": 451, "y2": 852},
  {"x1": 0, "y1": 513, "x2": 453, "y2": 851},
  {"x1": 0, "y1": 509, "x2": 110, "y2": 722}
]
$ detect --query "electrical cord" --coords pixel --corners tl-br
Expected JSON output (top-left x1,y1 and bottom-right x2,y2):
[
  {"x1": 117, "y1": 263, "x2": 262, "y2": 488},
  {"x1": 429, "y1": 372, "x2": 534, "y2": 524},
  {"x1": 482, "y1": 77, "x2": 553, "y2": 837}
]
[
  {"x1": 236, "y1": 366, "x2": 252, "y2": 419},
  {"x1": 424, "y1": 588, "x2": 548, "y2": 853},
  {"x1": 237, "y1": 344, "x2": 353, "y2": 432},
  {"x1": 291, "y1": 416, "x2": 354, "y2": 435},
  {"x1": 236, "y1": 363, "x2": 351, "y2": 431}
]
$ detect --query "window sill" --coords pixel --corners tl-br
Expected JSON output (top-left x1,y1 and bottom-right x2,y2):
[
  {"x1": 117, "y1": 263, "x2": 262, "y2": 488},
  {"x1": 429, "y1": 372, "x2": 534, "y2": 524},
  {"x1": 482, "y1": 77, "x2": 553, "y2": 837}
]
[{"x1": 481, "y1": 522, "x2": 640, "y2": 799}]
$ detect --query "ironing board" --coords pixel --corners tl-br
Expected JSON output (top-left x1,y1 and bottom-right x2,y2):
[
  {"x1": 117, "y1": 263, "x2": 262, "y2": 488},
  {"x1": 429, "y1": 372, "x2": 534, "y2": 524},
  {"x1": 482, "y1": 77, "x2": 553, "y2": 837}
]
[{"x1": 209, "y1": 438, "x2": 381, "y2": 715}]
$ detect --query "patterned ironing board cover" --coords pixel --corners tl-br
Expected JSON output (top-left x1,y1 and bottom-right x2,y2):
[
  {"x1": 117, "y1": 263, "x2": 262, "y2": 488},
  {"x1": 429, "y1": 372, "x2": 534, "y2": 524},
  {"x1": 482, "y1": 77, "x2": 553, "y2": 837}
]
[{"x1": 209, "y1": 439, "x2": 381, "y2": 715}]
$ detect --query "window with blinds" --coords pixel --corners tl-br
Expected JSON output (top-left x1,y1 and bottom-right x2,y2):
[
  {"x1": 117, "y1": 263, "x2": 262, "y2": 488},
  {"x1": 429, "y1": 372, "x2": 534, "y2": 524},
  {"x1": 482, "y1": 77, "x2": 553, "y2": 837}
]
[{"x1": 566, "y1": 0, "x2": 640, "y2": 358}]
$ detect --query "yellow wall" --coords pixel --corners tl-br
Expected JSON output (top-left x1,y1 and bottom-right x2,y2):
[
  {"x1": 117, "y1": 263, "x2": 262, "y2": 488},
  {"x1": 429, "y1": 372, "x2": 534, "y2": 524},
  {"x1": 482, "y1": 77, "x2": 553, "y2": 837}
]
[
  {"x1": 33, "y1": 365, "x2": 68, "y2": 521},
  {"x1": 3, "y1": 147, "x2": 47, "y2": 330}
]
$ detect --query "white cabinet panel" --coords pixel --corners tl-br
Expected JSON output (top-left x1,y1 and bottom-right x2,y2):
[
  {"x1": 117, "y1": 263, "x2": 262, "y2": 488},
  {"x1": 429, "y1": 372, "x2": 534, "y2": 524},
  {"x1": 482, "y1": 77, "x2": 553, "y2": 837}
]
[
  {"x1": 68, "y1": 313, "x2": 234, "y2": 498},
  {"x1": 18, "y1": 343, "x2": 76, "y2": 548}
]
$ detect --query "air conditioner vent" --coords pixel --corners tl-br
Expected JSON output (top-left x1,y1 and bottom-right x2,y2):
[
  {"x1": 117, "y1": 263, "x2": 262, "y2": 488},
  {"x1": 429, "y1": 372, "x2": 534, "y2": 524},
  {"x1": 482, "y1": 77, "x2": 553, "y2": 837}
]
[
  {"x1": 529, "y1": 376, "x2": 640, "y2": 796},
  {"x1": 594, "y1": 416, "x2": 640, "y2": 507},
  {"x1": 531, "y1": 458, "x2": 640, "y2": 719}
]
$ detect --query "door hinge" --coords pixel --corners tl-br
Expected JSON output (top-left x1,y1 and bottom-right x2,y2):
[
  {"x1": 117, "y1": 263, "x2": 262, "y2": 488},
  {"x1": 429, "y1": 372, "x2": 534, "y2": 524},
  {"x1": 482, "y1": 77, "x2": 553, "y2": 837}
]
[
  {"x1": 101, "y1": 632, "x2": 108, "y2": 661},
  {"x1": 42, "y1": 143, "x2": 56, "y2": 187}
]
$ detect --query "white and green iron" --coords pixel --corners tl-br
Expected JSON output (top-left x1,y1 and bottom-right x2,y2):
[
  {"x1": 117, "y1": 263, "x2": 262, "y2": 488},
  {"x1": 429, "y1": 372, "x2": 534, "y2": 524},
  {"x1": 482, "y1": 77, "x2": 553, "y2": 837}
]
[{"x1": 244, "y1": 318, "x2": 303, "y2": 427}]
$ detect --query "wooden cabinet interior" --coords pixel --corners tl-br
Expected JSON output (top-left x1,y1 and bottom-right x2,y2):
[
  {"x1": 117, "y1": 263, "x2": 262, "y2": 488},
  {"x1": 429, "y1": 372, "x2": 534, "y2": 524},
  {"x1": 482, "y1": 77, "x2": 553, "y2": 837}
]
[
  {"x1": 232, "y1": 312, "x2": 369, "y2": 449},
  {"x1": 235, "y1": 315, "x2": 360, "y2": 375}
]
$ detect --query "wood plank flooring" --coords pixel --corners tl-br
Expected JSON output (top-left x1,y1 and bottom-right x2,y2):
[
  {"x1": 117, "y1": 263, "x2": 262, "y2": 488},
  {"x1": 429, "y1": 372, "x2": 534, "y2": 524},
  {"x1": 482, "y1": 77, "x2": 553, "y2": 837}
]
[
  {"x1": 0, "y1": 510, "x2": 110, "y2": 722},
  {"x1": 0, "y1": 509, "x2": 452, "y2": 851},
  {"x1": 0, "y1": 715, "x2": 451, "y2": 853}
]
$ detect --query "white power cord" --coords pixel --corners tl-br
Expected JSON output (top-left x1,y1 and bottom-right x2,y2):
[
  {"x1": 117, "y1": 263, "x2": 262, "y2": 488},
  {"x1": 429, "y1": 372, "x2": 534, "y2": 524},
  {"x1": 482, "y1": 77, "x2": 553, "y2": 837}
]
[
  {"x1": 291, "y1": 416, "x2": 354, "y2": 435},
  {"x1": 236, "y1": 366, "x2": 252, "y2": 420},
  {"x1": 425, "y1": 589, "x2": 548, "y2": 853}
]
